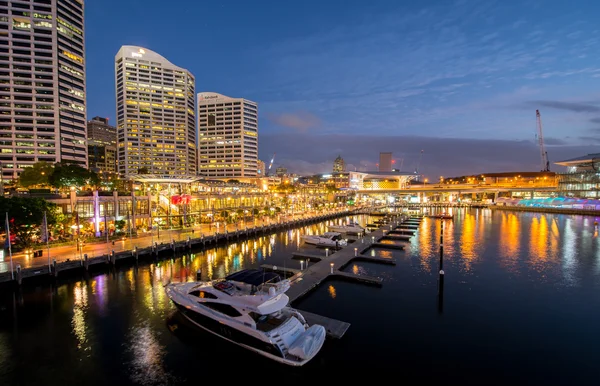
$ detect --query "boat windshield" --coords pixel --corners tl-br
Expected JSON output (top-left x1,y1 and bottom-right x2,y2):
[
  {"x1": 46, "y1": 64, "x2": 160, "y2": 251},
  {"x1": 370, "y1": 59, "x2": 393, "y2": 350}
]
[{"x1": 250, "y1": 310, "x2": 291, "y2": 332}]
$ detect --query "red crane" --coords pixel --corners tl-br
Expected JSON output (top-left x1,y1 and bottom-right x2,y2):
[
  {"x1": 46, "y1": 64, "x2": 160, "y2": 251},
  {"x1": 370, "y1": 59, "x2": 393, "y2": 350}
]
[{"x1": 536, "y1": 110, "x2": 550, "y2": 172}]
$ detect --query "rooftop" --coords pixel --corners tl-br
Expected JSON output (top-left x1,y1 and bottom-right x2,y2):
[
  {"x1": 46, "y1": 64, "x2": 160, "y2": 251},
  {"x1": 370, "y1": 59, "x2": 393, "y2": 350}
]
[{"x1": 555, "y1": 153, "x2": 600, "y2": 166}]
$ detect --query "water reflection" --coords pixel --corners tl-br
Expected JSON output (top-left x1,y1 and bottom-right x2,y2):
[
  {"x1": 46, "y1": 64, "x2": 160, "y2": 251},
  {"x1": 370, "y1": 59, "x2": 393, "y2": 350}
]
[
  {"x1": 72, "y1": 282, "x2": 90, "y2": 351},
  {"x1": 127, "y1": 323, "x2": 176, "y2": 386},
  {"x1": 328, "y1": 285, "x2": 337, "y2": 299},
  {"x1": 499, "y1": 212, "x2": 520, "y2": 272}
]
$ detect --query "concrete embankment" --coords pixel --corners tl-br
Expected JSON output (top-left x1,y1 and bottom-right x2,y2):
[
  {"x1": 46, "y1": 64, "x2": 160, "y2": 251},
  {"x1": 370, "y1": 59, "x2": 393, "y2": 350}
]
[{"x1": 491, "y1": 205, "x2": 600, "y2": 217}]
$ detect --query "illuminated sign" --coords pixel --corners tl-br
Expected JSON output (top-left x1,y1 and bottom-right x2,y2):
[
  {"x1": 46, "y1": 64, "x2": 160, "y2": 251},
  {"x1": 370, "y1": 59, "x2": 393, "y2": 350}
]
[{"x1": 131, "y1": 48, "x2": 145, "y2": 58}]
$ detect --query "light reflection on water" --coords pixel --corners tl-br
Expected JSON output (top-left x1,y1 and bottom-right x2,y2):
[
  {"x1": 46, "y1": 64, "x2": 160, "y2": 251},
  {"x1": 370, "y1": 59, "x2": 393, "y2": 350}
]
[{"x1": 127, "y1": 323, "x2": 176, "y2": 386}]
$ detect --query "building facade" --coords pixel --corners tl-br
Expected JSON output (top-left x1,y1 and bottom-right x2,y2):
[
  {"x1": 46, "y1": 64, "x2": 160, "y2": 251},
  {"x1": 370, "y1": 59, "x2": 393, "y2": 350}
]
[
  {"x1": 0, "y1": 0, "x2": 87, "y2": 181},
  {"x1": 87, "y1": 116, "x2": 116, "y2": 174},
  {"x1": 87, "y1": 116, "x2": 115, "y2": 145},
  {"x1": 115, "y1": 46, "x2": 196, "y2": 178},
  {"x1": 333, "y1": 155, "x2": 345, "y2": 172},
  {"x1": 197, "y1": 92, "x2": 258, "y2": 178},
  {"x1": 257, "y1": 159, "x2": 265, "y2": 176},
  {"x1": 555, "y1": 153, "x2": 600, "y2": 198}
]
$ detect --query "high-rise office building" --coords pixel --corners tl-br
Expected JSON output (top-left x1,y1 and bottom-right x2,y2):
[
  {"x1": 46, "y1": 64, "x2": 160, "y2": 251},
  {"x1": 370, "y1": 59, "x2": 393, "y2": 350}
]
[
  {"x1": 379, "y1": 152, "x2": 392, "y2": 172},
  {"x1": 333, "y1": 155, "x2": 345, "y2": 172},
  {"x1": 87, "y1": 116, "x2": 116, "y2": 174},
  {"x1": 0, "y1": 0, "x2": 87, "y2": 181},
  {"x1": 115, "y1": 46, "x2": 196, "y2": 178},
  {"x1": 197, "y1": 92, "x2": 258, "y2": 178}
]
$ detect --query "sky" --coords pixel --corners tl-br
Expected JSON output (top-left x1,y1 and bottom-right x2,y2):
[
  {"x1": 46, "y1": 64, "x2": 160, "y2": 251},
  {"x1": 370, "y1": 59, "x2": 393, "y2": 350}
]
[{"x1": 86, "y1": 0, "x2": 600, "y2": 179}]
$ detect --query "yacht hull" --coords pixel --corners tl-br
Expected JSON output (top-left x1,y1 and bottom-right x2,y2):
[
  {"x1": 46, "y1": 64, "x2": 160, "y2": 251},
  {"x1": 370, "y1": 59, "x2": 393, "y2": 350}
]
[{"x1": 174, "y1": 305, "x2": 317, "y2": 367}]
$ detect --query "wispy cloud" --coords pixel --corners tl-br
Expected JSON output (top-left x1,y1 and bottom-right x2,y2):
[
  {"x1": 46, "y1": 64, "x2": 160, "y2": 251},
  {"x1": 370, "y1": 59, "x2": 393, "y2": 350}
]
[{"x1": 265, "y1": 111, "x2": 321, "y2": 132}]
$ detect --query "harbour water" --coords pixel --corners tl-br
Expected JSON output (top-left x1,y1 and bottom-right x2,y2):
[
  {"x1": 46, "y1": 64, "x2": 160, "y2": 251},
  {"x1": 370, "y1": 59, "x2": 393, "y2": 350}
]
[{"x1": 1, "y1": 209, "x2": 599, "y2": 385}]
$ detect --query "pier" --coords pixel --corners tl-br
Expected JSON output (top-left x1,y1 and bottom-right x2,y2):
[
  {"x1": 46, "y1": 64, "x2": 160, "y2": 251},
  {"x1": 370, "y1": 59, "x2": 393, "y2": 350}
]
[{"x1": 260, "y1": 214, "x2": 422, "y2": 338}]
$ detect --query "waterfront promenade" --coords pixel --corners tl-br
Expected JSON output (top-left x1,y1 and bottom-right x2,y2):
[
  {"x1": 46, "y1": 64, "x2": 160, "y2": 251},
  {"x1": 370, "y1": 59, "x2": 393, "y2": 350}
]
[{"x1": 0, "y1": 205, "x2": 382, "y2": 284}]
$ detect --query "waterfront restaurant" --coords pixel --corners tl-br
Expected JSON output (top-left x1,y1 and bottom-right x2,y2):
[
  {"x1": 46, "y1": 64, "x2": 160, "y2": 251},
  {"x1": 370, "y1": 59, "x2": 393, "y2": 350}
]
[{"x1": 348, "y1": 171, "x2": 416, "y2": 191}]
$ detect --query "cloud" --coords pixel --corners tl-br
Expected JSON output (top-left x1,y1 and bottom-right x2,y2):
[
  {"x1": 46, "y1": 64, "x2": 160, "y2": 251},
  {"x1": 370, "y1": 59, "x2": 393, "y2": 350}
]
[
  {"x1": 259, "y1": 133, "x2": 594, "y2": 178},
  {"x1": 578, "y1": 136, "x2": 600, "y2": 143},
  {"x1": 544, "y1": 137, "x2": 569, "y2": 145},
  {"x1": 265, "y1": 112, "x2": 321, "y2": 132},
  {"x1": 590, "y1": 118, "x2": 600, "y2": 124},
  {"x1": 527, "y1": 100, "x2": 600, "y2": 113}
]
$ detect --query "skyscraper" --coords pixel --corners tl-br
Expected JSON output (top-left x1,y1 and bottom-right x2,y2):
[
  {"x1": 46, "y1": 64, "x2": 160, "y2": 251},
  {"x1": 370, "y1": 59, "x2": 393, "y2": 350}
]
[
  {"x1": 115, "y1": 46, "x2": 196, "y2": 178},
  {"x1": 379, "y1": 152, "x2": 392, "y2": 172},
  {"x1": 197, "y1": 92, "x2": 258, "y2": 179},
  {"x1": 0, "y1": 0, "x2": 87, "y2": 181},
  {"x1": 333, "y1": 155, "x2": 345, "y2": 172},
  {"x1": 87, "y1": 117, "x2": 116, "y2": 174}
]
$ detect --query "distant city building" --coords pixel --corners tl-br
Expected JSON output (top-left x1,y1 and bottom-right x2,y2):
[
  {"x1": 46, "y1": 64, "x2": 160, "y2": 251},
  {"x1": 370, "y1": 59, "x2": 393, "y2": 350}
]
[
  {"x1": 197, "y1": 92, "x2": 258, "y2": 178},
  {"x1": 88, "y1": 141, "x2": 117, "y2": 175},
  {"x1": 275, "y1": 166, "x2": 287, "y2": 177},
  {"x1": 379, "y1": 152, "x2": 392, "y2": 172},
  {"x1": 333, "y1": 155, "x2": 345, "y2": 172},
  {"x1": 555, "y1": 153, "x2": 600, "y2": 198},
  {"x1": 0, "y1": 0, "x2": 87, "y2": 181},
  {"x1": 115, "y1": 46, "x2": 197, "y2": 178},
  {"x1": 87, "y1": 117, "x2": 116, "y2": 145},
  {"x1": 257, "y1": 160, "x2": 266, "y2": 176}
]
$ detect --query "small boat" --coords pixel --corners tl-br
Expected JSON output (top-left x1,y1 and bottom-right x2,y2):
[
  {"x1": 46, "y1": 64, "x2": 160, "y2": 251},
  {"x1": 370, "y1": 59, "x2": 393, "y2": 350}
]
[
  {"x1": 328, "y1": 221, "x2": 369, "y2": 234},
  {"x1": 302, "y1": 231, "x2": 348, "y2": 247},
  {"x1": 166, "y1": 269, "x2": 326, "y2": 366}
]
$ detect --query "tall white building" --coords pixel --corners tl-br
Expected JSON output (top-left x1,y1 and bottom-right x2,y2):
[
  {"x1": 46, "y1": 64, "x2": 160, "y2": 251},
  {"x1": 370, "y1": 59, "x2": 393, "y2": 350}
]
[
  {"x1": 0, "y1": 0, "x2": 87, "y2": 181},
  {"x1": 115, "y1": 46, "x2": 196, "y2": 178},
  {"x1": 197, "y1": 92, "x2": 258, "y2": 178}
]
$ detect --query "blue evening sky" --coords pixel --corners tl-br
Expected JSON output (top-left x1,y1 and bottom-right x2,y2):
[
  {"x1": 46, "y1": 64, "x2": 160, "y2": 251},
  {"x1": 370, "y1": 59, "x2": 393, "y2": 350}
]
[{"x1": 86, "y1": 0, "x2": 600, "y2": 178}]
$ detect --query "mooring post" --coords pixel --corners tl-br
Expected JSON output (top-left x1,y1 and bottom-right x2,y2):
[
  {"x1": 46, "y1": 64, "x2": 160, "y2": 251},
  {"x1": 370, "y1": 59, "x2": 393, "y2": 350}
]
[
  {"x1": 83, "y1": 254, "x2": 89, "y2": 271},
  {"x1": 110, "y1": 250, "x2": 116, "y2": 265},
  {"x1": 170, "y1": 239, "x2": 175, "y2": 251},
  {"x1": 16, "y1": 264, "x2": 22, "y2": 286},
  {"x1": 52, "y1": 258, "x2": 58, "y2": 278},
  {"x1": 134, "y1": 246, "x2": 138, "y2": 261}
]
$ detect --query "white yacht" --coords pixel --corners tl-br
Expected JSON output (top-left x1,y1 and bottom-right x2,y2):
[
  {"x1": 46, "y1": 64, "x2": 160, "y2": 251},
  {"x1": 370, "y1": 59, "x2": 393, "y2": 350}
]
[
  {"x1": 302, "y1": 231, "x2": 348, "y2": 247},
  {"x1": 165, "y1": 269, "x2": 326, "y2": 366},
  {"x1": 328, "y1": 220, "x2": 369, "y2": 234}
]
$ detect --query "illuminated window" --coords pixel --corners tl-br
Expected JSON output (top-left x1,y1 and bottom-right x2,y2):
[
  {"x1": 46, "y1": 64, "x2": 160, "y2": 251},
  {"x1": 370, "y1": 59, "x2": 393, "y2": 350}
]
[{"x1": 63, "y1": 50, "x2": 83, "y2": 64}]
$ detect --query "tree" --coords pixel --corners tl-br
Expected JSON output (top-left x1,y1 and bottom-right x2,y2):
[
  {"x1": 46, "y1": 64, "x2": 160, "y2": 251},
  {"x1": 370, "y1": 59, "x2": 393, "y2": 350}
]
[
  {"x1": 0, "y1": 197, "x2": 59, "y2": 249},
  {"x1": 48, "y1": 162, "x2": 99, "y2": 190},
  {"x1": 114, "y1": 219, "x2": 126, "y2": 234},
  {"x1": 18, "y1": 161, "x2": 54, "y2": 188}
]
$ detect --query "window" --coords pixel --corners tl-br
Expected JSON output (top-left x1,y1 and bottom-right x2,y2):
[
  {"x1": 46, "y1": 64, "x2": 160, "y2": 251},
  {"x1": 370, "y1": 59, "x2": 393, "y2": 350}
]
[
  {"x1": 201, "y1": 302, "x2": 242, "y2": 317},
  {"x1": 189, "y1": 290, "x2": 217, "y2": 299}
]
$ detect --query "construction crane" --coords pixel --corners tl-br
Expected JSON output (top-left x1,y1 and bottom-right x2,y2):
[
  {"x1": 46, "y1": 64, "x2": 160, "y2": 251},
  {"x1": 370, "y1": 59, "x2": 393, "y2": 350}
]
[
  {"x1": 267, "y1": 152, "x2": 276, "y2": 175},
  {"x1": 536, "y1": 110, "x2": 550, "y2": 172},
  {"x1": 414, "y1": 149, "x2": 424, "y2": 175}
]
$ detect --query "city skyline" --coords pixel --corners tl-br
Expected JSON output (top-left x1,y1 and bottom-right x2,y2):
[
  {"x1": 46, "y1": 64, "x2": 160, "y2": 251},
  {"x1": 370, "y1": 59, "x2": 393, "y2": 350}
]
[{"x1": 85, "y1": 0, "x2": 600, "y2": 178}]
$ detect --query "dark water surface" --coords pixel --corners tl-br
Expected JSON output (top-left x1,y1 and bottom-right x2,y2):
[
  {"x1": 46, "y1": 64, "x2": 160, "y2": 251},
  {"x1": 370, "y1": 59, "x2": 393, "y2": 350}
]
[{"x1": 1, "y1": 209, "x2": 599, "y2": 385}]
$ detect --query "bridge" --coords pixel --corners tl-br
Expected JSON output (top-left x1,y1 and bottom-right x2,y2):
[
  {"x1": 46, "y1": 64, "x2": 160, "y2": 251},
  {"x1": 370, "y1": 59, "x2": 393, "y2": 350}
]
[{"x1": 356, "y1": 182, "x2": 557, "y2": 194}]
